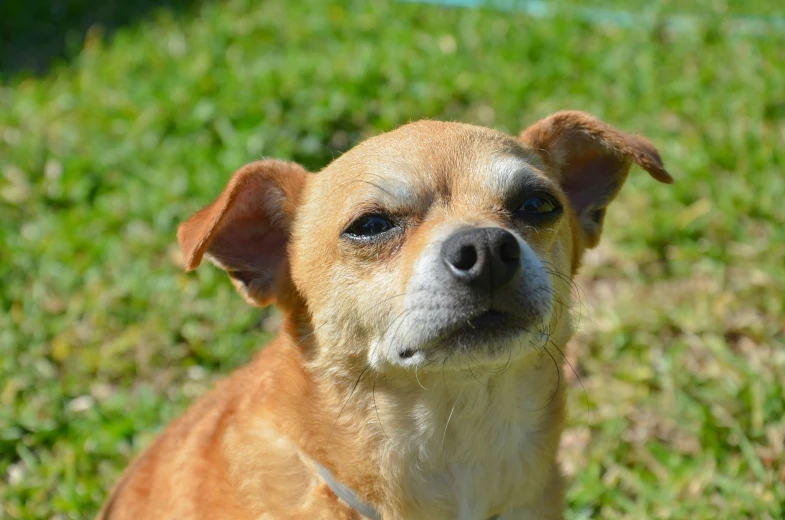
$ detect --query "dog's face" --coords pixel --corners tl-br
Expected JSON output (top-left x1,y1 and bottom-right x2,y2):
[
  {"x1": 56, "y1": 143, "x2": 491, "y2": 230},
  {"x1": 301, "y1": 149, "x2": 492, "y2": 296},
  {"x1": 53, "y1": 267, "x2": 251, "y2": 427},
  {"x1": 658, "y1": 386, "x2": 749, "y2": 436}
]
[
  {"x1": 178, "y1": 112, "x2": 671, "y2": 374},
  {"x1": 292, "y1": 122, "x2": 571, "y2": 370}
]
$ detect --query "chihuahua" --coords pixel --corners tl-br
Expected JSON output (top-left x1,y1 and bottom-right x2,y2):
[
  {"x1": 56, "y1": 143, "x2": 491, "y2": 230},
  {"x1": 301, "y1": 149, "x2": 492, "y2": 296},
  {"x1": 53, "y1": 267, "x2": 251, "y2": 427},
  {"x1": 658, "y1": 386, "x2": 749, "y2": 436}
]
[{"x1": 99, "y1": 111, "x2": 671, "y2": 519}]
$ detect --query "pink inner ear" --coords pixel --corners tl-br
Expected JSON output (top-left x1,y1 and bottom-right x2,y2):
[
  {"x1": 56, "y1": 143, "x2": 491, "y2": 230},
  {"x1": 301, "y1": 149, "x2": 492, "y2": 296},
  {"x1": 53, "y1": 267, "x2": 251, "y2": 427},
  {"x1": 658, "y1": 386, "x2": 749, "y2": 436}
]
[
  {"x1": 207, "y1": 215, "x2": 289, "y2": 286},
  {"x1": 559, "y1": 151, "x2": 629, "y2": 216}
]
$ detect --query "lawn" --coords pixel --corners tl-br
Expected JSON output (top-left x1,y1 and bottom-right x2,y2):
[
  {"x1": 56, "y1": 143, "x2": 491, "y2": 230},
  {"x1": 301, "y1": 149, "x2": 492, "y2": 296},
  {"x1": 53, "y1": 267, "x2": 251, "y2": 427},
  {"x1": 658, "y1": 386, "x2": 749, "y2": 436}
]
[{"x1": 1, "y1": 0, "x2": 783, "y2": 518}]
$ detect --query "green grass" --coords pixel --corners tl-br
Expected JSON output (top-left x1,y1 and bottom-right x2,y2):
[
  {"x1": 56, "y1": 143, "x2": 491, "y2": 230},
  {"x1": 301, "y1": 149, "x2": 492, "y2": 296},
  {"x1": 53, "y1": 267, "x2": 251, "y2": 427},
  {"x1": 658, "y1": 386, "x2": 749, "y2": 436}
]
[{"x1": 1, "y1": 1, "x2": 783, "y2": 518}]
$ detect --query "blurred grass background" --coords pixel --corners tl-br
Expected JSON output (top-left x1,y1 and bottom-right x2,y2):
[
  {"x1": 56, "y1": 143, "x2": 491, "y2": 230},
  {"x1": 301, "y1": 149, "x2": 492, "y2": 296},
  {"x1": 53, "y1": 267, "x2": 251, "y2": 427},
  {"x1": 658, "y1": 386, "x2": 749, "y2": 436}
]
[{"x1": 1, "y1": 0, "x2": 783, "y2": 518}]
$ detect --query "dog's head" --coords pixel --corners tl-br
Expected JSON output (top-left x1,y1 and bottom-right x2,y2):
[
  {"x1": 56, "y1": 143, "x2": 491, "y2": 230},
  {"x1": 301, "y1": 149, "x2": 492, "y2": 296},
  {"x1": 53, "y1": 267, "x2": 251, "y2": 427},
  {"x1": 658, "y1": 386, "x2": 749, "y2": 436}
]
[{"x1": 179, "y1": 112, "x2": 671, "y2": 373}]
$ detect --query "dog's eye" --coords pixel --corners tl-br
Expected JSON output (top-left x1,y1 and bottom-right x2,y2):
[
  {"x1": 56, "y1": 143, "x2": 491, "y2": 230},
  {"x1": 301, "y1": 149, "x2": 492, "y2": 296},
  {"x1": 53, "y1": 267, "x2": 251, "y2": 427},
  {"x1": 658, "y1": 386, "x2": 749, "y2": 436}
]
[
  {"x1": 344, "y1": 214, "x2": 397, "y2": 239},
  {"x1": 520, "y1": 196, "x2": 556, "y2": 214},
  {"x1": 515, "y1": 194, "x2": 561, "y2": 221}
]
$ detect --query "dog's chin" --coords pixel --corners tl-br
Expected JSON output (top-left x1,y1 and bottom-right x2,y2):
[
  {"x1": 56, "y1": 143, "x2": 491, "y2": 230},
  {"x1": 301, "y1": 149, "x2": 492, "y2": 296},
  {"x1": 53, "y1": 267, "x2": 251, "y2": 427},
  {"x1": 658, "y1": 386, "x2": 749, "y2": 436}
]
[{"x1": 389, "y1": 310, "x2": 549, "y2": 369}]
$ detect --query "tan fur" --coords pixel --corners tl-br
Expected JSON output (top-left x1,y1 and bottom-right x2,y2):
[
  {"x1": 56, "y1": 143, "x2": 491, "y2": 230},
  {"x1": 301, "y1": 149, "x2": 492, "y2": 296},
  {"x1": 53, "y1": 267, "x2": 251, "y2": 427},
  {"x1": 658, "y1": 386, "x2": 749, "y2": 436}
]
[{"x1": 99, "y1": 111, "x2": 671, "y2": 520}]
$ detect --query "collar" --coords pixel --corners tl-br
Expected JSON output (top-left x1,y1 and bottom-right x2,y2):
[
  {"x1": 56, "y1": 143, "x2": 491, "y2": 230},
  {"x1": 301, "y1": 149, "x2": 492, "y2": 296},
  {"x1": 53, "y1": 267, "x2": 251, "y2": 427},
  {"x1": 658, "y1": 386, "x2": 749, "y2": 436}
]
[
  {"x1": 314, "y1": 461, "x2": 382, "y2": 520},
  {"x1": 314, "y1": 460, "x2": 500, "y2": 520}
]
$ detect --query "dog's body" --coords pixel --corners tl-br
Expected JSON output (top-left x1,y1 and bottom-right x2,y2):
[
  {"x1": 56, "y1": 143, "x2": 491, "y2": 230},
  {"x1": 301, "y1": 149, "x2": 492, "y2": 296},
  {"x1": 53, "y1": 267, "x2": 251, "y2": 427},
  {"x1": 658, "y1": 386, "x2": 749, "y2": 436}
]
[{"x1": 100, "y1": 113, "x2": 671, "y2": 520}]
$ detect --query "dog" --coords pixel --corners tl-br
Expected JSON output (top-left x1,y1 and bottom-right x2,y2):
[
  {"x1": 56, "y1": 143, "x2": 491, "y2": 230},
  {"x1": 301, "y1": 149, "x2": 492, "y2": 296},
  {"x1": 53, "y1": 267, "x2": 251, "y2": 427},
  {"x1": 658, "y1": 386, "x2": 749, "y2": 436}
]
[{"x1": 98, "y1": 111, "x2": 671, "y2": 519}]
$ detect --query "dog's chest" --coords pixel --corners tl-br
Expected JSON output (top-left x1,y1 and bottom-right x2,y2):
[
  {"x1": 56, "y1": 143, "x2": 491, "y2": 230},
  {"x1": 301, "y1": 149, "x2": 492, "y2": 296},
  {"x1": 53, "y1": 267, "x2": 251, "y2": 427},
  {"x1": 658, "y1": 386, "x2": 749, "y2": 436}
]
[
  {"x1": 411, "y1": 439, "x2": 540, "y2": 519},
  {"x1": 379, "y1": 373, "x2": 560, "y2": 519}
]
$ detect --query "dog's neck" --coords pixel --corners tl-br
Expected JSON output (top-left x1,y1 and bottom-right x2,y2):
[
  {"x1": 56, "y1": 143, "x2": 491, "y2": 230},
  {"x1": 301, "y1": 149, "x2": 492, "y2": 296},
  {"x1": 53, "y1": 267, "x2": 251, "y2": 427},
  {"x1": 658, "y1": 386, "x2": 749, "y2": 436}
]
[{"x1": 290, "y1": 334, "x2": 567, "y2": 519}]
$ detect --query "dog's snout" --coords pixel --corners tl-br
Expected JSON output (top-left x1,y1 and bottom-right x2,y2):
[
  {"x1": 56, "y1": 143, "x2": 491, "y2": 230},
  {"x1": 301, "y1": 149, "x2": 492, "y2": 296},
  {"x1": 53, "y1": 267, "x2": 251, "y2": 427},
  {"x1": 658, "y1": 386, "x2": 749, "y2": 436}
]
[{"x1": 442, "y1": 228, "x2": 521, "y2": 292}]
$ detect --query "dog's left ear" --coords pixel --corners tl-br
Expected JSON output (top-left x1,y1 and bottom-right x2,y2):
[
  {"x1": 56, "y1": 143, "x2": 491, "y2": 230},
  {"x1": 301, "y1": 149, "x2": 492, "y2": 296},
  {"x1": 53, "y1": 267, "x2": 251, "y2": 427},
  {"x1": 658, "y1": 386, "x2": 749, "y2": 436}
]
[
  {"x1": 520, "y1": 111, "x2": 673, "y2": 249},
  {"x1": 177, "y1": 160, "x2": 308, "y2": 307}
]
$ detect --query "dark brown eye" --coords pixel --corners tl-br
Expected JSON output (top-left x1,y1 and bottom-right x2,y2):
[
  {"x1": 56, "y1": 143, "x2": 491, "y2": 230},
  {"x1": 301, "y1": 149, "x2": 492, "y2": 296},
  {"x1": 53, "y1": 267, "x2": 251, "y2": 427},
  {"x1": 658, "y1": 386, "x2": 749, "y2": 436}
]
[
  {"x1": 344, "y1": 214, "x2": 397, "y2": 239},
  {"x1": 520, "y1": 196, "x2": 556, "y2": 214},
  {"x1": 515, "y1": 194, "x2": 562, "y2": 222}
]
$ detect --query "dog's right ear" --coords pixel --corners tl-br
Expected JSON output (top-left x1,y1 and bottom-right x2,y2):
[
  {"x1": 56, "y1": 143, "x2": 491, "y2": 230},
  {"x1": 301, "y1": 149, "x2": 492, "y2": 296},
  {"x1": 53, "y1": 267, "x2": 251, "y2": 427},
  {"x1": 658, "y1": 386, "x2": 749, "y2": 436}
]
[
  {"x1": 177, "y1": 160, "x2": 308, "y2": 307},
  {"x1": 520, "y1": 111, "x2": 672, "y2": 250}
]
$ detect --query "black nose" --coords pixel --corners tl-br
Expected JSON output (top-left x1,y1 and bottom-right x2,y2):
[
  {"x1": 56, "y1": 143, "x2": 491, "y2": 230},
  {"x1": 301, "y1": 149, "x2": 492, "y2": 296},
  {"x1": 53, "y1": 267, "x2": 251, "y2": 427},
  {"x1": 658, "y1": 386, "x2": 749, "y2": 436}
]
[{"x1": 441, "y1": 227, "x2": 521, "y2": 292}]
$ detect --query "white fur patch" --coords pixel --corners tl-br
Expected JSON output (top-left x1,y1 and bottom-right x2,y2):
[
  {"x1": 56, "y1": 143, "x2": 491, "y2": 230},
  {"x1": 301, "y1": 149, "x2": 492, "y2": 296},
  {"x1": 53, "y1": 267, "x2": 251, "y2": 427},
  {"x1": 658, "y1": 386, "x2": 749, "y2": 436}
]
[
  {"x1": 371, "y1": 353, "x2": 562, "y2": 518},
  {"x1": 372, "y1": 224, "x2": 554, "y2": 370},
  {"x1": 486, "y1": 156, "x2": 538, "y2": 199}
]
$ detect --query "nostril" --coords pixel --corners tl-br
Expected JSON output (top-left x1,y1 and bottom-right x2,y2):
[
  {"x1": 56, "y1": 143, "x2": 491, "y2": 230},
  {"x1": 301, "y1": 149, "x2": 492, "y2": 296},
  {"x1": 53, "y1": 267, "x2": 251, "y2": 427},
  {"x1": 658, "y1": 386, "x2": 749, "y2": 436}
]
[
  {"x1": 499, "y1": 235, "x2": 521, "y2": 263},
  {"x1": 443, "y1": 228, "x2": 519, "y2": 289},
  {"x1": 451, "y1": 244, "x2": 478, "y2": 271}
]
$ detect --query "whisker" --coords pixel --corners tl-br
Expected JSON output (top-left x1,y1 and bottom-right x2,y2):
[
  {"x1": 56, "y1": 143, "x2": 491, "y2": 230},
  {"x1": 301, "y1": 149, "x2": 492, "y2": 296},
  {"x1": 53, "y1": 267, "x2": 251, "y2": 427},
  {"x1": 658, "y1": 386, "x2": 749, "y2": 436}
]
[
  {"x1": 441, "y1": 403, "x2": 456, "y2": 452},
  {"x1": 372, "y1": 375, "x2": 403, "y2": 455},
  {"x1": 415, "y1": 364, "x2": 427, "y2": 390},
  {"x1": 547, "y1": 338, "x2": 589, "y2": 423},
  {"x1": 326, "y1": 365, "x2": 370, "y2": 450},
  {"x1": 526, "y1": 327, "x2": 562, "y2": 412}
]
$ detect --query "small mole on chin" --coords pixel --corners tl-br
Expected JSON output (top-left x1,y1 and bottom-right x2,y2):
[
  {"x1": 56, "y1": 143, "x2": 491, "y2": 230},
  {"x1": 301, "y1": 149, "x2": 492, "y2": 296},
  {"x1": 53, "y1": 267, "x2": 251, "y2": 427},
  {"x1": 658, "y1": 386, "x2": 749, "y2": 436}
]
[{"x1": 399, "y1": 348, "x2": 416, "y2": 359}]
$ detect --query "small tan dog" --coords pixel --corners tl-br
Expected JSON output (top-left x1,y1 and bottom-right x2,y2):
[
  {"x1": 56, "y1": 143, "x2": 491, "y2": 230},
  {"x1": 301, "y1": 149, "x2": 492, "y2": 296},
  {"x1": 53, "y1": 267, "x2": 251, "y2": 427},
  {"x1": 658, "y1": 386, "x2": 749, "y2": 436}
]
[{"x1": 99, "y1": 111, "x2": 671, "y2": 519}]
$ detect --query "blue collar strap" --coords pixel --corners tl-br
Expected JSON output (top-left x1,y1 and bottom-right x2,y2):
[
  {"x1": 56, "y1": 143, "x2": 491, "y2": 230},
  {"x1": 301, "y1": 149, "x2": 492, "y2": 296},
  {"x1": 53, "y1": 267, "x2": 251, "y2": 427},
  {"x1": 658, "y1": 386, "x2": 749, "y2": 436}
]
[
  {"x1": 314, "y1": 460, "x2": 500, "y2": 520},
  {"x1": 314, "y1": 461, "x2": 383, "y2": 520}
]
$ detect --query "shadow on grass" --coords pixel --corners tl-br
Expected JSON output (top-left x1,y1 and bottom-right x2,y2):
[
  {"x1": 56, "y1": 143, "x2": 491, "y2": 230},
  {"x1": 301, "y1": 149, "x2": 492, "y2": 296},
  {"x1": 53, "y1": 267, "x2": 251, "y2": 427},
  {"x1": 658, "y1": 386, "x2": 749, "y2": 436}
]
[{"x1": 0, "y1": 0, "x2": 202, "y2": 79}]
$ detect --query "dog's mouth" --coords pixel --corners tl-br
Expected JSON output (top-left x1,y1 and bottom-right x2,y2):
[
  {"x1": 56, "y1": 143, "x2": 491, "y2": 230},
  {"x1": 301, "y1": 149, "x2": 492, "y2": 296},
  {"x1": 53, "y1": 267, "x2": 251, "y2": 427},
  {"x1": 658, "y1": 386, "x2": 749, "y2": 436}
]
[
  {"x1": 397, "y1": 309, "x2": 533, "y2": 362},
  {"x1": 449, "y1": 309, "x2": 527, "y2": 344},
  {"x1": 467, "y1": 309, "x2": 509, "y2": 328}
]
